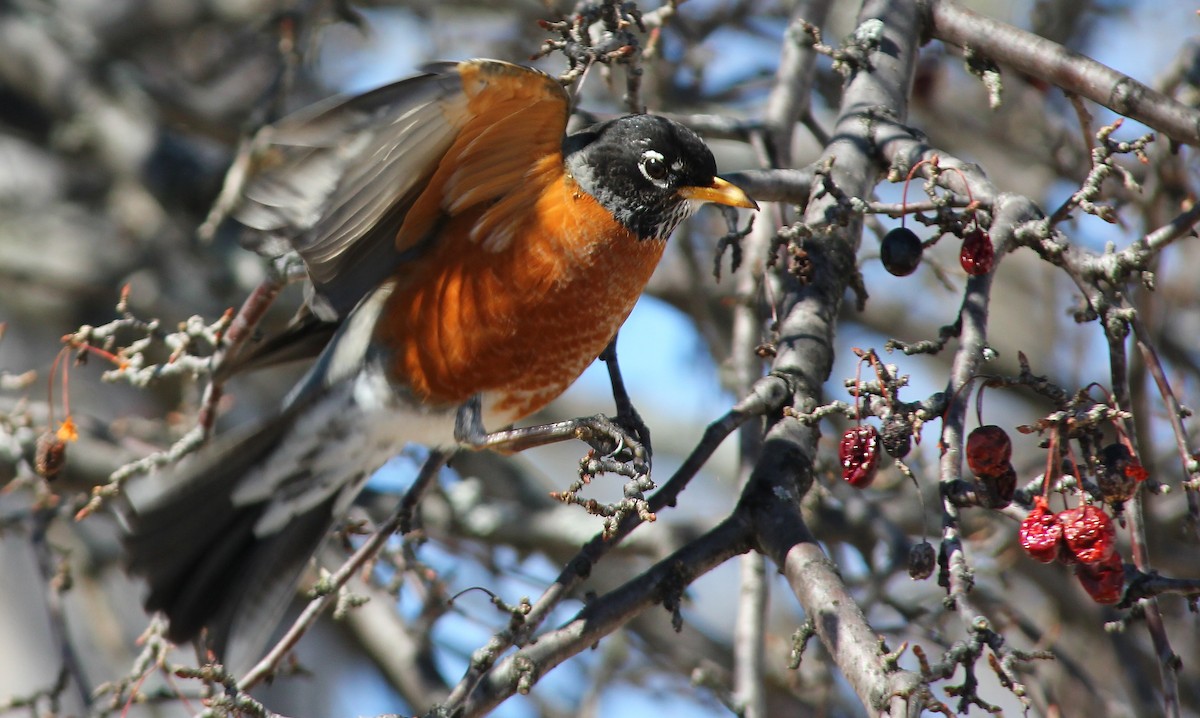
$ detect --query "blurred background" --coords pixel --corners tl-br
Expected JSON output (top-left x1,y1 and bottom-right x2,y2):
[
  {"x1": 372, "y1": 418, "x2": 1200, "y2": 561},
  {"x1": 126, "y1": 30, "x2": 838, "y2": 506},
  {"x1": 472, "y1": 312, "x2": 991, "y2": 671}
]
[{"x1": 1, "y1": 0, "x2": 1198, "y2": 715}]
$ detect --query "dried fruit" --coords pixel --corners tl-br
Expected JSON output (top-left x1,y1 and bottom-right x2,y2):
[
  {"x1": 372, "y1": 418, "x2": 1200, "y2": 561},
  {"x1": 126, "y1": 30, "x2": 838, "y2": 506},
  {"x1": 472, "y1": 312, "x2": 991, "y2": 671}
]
[
  {"x1": 1097, "y1": 442, "x2": 1137, "y2": 504},
  {"x1": 959, "y1": 227, "x2": 994, "y2": 275},
  {"x1": 35, "y1": 431, "x2": 67, "y2": 480},
  {"x1": 1019, "y1": 497, "x2": 1062, "y2": 563},
  {"x1": 1060, "y1": 503, "x2": 1116, "y2": 564},
  {"x1": 1056, "y1": 541, "x2": 1080, "y2": 566},
  {"x1": 908, "y1": 541, "x2": 936, "y2": 580},
  {"x1": 978, "y1": 463, "x2": 1017, "y2": 509},
  {"x1": 839, "y1": 425, "x2": 880, "y2": 488},
  {"x1": 881, "y1": 227, "x2": 923, "y2": 277},
  {"x1": 966, "y1": 425, "x2": 1012, "y2": 476},
  {"x1": 1075, "y1": 551, "x2": 1124, "y2": 604},
  {"x1": 881, "y1": 416, "x2": 913, "y2": 459}
]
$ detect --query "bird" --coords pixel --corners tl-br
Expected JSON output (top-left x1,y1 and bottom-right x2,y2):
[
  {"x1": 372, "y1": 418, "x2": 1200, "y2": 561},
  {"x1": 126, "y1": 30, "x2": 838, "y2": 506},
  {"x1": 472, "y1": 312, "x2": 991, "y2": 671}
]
[{"x1": 121, "y1": 58, "x2": 756, "y2": 673}]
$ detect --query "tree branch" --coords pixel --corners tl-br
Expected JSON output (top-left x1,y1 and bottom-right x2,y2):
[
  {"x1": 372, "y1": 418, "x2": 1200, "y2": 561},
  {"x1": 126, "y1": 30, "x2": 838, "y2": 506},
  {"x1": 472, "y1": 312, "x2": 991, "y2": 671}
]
[{"x1": 925, "y1": 0, "x2": 1200, "y2": 146}]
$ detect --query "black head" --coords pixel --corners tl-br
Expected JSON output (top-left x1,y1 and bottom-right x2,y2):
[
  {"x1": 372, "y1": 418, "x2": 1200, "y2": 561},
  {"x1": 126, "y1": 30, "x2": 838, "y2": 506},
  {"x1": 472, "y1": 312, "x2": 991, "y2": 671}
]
[{"x1": 564, "y1": 115, "x2": 756, "y2": 239}]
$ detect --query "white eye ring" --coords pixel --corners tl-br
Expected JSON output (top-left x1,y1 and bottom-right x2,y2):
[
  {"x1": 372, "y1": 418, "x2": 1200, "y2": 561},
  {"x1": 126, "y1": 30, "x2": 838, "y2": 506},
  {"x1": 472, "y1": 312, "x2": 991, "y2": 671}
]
[{"x1": 639, "y1": 149, "x2": 669, "y2": 184}]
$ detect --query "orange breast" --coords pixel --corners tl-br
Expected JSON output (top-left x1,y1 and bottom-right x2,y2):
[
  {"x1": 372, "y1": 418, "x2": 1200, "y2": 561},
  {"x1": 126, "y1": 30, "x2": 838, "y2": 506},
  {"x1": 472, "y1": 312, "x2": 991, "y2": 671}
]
[{"x1": 375, "y1": 156, "x2": 666, "y2": 423}]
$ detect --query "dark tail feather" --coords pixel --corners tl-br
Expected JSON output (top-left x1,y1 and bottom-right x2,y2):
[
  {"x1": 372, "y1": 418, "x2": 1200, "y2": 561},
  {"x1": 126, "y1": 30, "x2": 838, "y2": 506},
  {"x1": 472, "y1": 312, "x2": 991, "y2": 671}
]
[
  {"x1": 123, "y1": 407, "x2": 336, "y2": 673},
  {"x1": 213, "y1": 309, "x2": 339, "y2": 381}
]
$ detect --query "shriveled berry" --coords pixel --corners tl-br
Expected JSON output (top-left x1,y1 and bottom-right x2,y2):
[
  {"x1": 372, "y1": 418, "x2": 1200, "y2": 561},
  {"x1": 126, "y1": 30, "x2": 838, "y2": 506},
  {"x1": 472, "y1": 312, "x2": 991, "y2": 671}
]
[
  {"x1": 839, "y1": 425, "x2": 880, "y2": 488},
  {"x1": 966, "y1": 425, "x2": 1012, "y2": 476},
  {"x1": 35, "y1": 431, "x2": 67, "y2": 480},
  {"x1": 1097, "y1": 443, "x2": 1137, "y2": 505},
  {"x1": 978, "y1": 462, "x2": 1017, "y2": 509},
  {"x1": 1056, "y1": 541, "x2": 1079, "y2": 566},
  {"x1": 908, "y1": 540, "x2": 936, "y2": 580},
  {"x1": 1019, "y1": 498, "x2": 1062, "y2": 563},
  {"x1": 881, "y1": 227, "x2": 923, "y2": 277},
  {"x1": 881, "y1": 416, "x2": 913, "y2": 459},
  {"x1": 959, "y1": 227, "x2": 994, "y2": 275},
  {"x1": 1060, "y1": 503, "x2": 1116, "y2": 564},
  {"x1": 1075, "y1": 551, "x2": 1124, "y2": 604}
]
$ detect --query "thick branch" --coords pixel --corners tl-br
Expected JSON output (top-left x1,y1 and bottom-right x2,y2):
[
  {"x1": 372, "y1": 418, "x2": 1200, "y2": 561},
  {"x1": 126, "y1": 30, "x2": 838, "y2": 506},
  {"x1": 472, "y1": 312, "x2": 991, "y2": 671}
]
[
  {"x1": 451, "y1": 516, "x2": 754, "y2": 717},
  {"x1": 746, "y1": 0, "x2": 926, "y2": 713},
  {"x1": 926, "y1": 0, "x2": 1200, "y2": 146}
]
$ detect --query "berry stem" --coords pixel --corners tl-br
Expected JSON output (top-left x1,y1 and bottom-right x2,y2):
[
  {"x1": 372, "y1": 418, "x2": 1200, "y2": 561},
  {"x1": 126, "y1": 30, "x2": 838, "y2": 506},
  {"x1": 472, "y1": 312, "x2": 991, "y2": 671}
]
[
  {"x1": 941, "y1": 373, "x2": 999, "y2": 437},
  {"x1": 973, "y1": 379, "x2": 989, "y2": 428},
  {"x1": 898, "y1": 157, "x2": 935, "y2": 229},
  {"x1": 852, "y1": 352, "x2": 866, "y2": 424},
  {"x1": 940, "y1": 165, "x2": 976, "y2": 207},
  {"x1": 45, "y1": 345, "x2": 71, "y2": 435},
  {"x1": 1041, "y1": 427, "x2": 1061, "y2": 502},
  {"x1": 898, "y1": 156, "x2": 979, "y2": 227},
  {"x1": 1062, "y1": 440, "x2": 1089, "y2": 502}
]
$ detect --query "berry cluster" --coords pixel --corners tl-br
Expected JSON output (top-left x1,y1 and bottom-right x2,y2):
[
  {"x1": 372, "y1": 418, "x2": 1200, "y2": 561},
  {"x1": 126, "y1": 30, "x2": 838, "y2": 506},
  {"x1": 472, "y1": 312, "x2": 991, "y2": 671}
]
[
  {"x1": 1019, "y1": 497, "x2": 1124, "y2": 604},
  {"x1": 837, "y1": 351, "x2": 912, "y2": 489},
  {"x1": 959, "y1": 384, "x2": 1144, "y2": 605},
  {"x1": 879, "y1": 159, "x2": 995, "y2": 278},
  {"x1": 965, "y1": 425, "x2": 1016, "y2": 508}
]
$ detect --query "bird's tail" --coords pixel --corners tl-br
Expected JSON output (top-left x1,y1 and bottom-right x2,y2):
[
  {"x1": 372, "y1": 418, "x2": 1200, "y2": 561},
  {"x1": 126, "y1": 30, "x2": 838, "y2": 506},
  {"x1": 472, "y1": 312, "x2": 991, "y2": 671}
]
[{"x1": 122, "y1": 403, "x2": 338, "y2": 674}]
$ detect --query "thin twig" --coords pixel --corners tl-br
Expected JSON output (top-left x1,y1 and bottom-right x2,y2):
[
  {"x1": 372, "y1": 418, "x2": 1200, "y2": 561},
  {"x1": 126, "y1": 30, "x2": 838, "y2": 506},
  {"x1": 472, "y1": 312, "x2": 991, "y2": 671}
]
[
  {"x1": 239, "y1": 451, "x2": 449, "y2": 689},
  {"x1": 1129, "y1": 316, "x2": 1200, "y2": 534},
  {"x1": 1107, "y1": 327, "x2": 1182, "y2": 718}
]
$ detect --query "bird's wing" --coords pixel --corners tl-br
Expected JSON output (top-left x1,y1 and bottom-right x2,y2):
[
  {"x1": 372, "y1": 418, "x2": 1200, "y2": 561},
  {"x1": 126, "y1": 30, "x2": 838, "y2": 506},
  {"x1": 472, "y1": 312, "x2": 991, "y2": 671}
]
[
  {"x1": 393, "y1": 60, "x2": 573, "y2": 254},
  {"x1": 223, "y1": 59, "x2": 570, "y2": 320}
]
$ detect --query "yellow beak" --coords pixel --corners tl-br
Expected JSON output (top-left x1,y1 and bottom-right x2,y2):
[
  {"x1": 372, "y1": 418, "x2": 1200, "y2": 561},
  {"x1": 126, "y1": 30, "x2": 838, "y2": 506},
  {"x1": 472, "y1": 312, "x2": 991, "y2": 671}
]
[{"x1": 678, "y1": 176, "x2": 758, "y2": 210}]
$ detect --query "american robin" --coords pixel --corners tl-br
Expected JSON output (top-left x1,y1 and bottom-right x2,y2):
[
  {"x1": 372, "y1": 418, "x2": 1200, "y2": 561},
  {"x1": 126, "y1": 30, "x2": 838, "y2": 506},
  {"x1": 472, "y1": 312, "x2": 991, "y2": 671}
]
[{"x1": 122, "y1": 59, "x2": 756, "y2": 671}]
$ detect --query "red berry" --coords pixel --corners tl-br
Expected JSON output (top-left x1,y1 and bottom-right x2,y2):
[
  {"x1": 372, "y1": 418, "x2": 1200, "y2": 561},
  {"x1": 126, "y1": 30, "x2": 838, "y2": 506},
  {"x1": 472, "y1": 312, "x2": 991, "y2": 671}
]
[
  {"x1": 966, "y1": 425, "x2": 1012, "y2": 476},
  {"x1": 1056, "y1": 541, "x2": 1080, "y2": 566},
  {"x1": 839, "y1": 425, "x2": 880, "y2": 488},
  {"x1": 881, "y1": 227, "x2": 923, "y2": 277},
  {"x1": 1075, "y1": 551, "x2": 1124, "y2": 604},
  {"x1": 1060, "y1": 503, "x2": 1116, "y2": 564},
  {"x1": 1018, "y1": 497, "x2": 1062, "y2": 563},
  {"x1": 959, "y1": 227, "x2": 994, "y2": 275}
]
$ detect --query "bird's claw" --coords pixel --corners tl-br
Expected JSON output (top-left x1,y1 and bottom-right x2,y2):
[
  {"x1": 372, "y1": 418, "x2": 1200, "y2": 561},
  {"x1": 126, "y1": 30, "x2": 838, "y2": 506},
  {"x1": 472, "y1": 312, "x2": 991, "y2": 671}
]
[{"x1": 575, "y1": 414, "x2": 652, "y2": 479}]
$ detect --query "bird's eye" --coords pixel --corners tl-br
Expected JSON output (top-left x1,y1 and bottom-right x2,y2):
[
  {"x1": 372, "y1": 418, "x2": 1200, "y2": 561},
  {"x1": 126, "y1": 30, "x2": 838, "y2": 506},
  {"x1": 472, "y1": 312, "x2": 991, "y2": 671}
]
[{"x1": 639, "y1": 151, "x2": 669, "y2": 182}]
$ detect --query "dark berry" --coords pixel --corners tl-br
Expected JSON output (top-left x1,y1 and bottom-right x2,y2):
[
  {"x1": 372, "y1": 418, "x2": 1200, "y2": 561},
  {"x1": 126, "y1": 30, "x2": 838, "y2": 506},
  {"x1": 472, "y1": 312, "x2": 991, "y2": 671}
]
[
  {"x1": 881, "y1": 227, "x2": 923, "y2": 276},
  {"x1": 1019, "y1": 497, "x2": 1062, "y2": 563},
  {"x1": 881, "y1": 416, "x2": 913, "y2": 459},
  {"x1": 1060, "y1": 503, "x2": 1116, "y2": 564},
  {"x1": 959, "y1": 227, "x2": 994, "y2": 275},
  {"x1": 966, "y1": 425, "x2": 1012, "y2": 476},
  {"x1": 35, "y1": 431, "x2": 67, "y2": 480},
  {"x1": 839, "y1": 425, "x2": 881, "y2": 488},
  {"x1": 1075, "y1": 551, "x2": 1124, "y2": 604},
  {"x1": 908, "y1": 541, "x2": 936, "y2": 580},
  {"x1": 978, "y1": 463, "x2": 1017, "y2": 509},
  {"x1": 1098, "y1": 443, "x2": 1137, "y2": 505}
]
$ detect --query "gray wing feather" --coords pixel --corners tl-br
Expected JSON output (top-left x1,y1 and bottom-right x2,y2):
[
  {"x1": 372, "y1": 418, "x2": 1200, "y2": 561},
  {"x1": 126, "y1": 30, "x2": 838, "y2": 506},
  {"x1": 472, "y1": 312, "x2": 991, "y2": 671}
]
[{"x1": 225, "y1": 69, "x2": 470, "y2": 318}]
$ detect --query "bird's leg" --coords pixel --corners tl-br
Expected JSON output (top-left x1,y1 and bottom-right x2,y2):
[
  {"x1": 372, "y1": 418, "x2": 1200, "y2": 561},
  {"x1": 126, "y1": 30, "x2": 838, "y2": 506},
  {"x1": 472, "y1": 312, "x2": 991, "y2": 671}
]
[
  {"x1": 599, "y1": 335, "x2": 652, "y2": 460},
  {"x1": 453, "y1": 394, "x2": 490, "y2": 445},
  {"x1": 454, "y1": 395, "x2": 650, "y2": 479}
]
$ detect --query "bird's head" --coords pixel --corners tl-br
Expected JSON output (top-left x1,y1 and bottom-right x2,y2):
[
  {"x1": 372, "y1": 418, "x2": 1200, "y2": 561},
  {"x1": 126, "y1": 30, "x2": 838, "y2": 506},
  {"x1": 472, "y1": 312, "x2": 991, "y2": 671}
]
[{"x1": 565, "y1": 114, "x2": 757, "y2": 240}]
